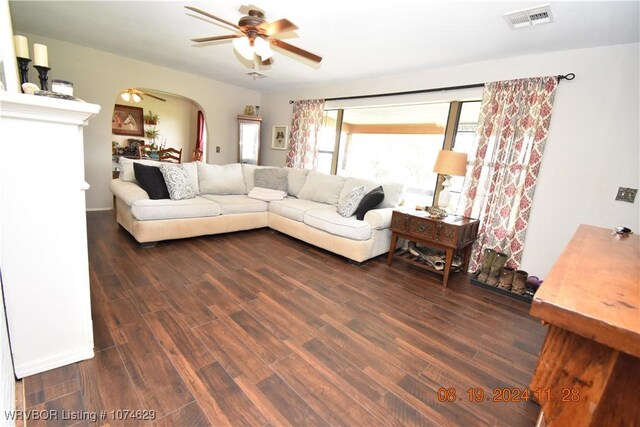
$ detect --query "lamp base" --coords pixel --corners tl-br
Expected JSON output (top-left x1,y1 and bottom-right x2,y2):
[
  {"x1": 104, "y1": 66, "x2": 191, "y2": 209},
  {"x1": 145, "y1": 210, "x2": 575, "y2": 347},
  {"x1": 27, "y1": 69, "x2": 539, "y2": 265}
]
[{"x1": 436, "y1": 175, "x2": 452, "y2": 211}]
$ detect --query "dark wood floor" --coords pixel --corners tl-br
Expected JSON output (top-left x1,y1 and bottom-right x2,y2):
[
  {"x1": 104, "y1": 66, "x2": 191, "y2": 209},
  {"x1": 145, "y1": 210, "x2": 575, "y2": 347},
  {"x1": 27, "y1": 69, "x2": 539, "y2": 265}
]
[{"x1": 22, "y1": 211, "x2": 546, "y2": 426}]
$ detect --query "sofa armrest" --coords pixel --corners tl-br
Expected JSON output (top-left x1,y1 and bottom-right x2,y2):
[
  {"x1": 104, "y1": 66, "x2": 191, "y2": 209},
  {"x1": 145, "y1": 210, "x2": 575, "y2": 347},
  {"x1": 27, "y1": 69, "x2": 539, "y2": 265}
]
[
  {"x1": 110, "y1": 178, "x2": 149, "y2": 206},
  {"x1": 364, "y1": 207, "x2": 396, "y2": 230}
]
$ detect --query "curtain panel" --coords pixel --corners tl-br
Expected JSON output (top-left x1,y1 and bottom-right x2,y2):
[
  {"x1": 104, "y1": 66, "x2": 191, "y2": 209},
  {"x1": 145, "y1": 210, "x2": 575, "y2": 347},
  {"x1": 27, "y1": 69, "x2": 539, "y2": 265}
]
[
  {"x1": 458, "y1": 77, "x2": 558, "y2": 271},
  {"x1": 286, "y1": 99, "x2": 325, "y2": 169}
]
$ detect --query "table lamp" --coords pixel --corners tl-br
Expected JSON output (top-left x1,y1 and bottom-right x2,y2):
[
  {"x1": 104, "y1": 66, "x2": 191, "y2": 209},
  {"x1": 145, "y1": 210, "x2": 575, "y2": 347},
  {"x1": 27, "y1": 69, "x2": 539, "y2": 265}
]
[{"x1": 433, "y1": 150, "x2": 468, "y2": 211}]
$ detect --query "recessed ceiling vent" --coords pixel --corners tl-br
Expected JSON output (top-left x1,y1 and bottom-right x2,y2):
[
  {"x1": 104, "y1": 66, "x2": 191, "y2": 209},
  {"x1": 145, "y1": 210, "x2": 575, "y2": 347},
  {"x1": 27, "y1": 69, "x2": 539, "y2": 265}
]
[{"x1": 504, "y1": 4, "x2": 553, "y2": 29}]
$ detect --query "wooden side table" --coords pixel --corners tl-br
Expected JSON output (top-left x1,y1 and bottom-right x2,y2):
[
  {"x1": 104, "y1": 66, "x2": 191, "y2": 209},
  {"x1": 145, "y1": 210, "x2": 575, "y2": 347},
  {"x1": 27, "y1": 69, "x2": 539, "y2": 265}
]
[{"x1": 387, "y1": 210, "x2": 479, "y2": 287}]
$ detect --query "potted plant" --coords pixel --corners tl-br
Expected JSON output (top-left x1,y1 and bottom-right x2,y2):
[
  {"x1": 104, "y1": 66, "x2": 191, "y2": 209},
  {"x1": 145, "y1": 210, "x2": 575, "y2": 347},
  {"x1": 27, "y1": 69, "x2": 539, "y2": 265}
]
[
  {"x1": 144, "y1": 127, "x2": 159, "y2": 143},
  {"x1": 144, "y1": 111, "x2": 159, "y2": 125}
]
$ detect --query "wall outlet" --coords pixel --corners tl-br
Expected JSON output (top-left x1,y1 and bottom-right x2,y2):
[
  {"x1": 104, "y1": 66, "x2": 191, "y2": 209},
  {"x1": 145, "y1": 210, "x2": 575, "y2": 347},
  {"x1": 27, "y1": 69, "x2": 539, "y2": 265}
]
[
  {"x1": 615, "y1": 187, "x2": 637, "y2": 203},
  {"x1": 215, "y1": 146, "x2": 220, "y2": 153}
]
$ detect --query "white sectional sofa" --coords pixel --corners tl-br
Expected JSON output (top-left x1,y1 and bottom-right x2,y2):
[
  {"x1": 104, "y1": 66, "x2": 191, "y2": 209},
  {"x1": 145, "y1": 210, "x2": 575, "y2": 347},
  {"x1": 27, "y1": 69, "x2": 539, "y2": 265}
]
[{"x1": 110, "y1": 160, "x2": 403, "y2": 263}]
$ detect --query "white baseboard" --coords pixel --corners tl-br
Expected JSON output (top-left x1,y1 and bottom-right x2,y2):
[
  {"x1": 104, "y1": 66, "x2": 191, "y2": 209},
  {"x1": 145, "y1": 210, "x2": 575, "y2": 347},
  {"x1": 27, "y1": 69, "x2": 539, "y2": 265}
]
[
  {"x1": 86, "y1": 207, "x2": 113, "y2": 212},
  {"x1": 14, "y1": 346, "x2": 94, "y2": 378}
]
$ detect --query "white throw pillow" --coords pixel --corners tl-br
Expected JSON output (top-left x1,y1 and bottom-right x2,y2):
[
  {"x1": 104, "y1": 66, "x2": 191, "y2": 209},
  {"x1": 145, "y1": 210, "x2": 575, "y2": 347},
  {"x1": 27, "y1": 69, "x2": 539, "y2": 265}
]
[
  {"x1": 159, "y1": 164, "x2": 196, "y2": 200},
  {"x1": 118, "y1": 157, "x2": 161, "y2": 183},
  {"x1": 197, "y1": 162, "x2": 246, "y2": 195},
  {"x1": 337, "y1": 185, "x2": 366, "y2": 217},
  {"x1": 297, "y1": 171, "x2": 346, "y2": 205},
  {"x1": 181, "y1": 162, "x2": 200, "y2": 195},
  {"x1": 286, "y1": 168, "x2": 310, "y2": 197}
]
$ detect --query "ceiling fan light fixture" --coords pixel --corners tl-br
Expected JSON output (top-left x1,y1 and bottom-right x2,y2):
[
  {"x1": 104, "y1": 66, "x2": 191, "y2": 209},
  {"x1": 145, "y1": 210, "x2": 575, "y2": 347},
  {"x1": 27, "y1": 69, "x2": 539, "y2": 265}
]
[
  {"x1": 254, "y1": 36, "x2": 273, "y2": 61},
  {"x1": 132, "y1": 93, "x2": 141, "y2": 103},
  {"x1": 233, "y1": 36, "x2": 254, "y2": 60},
  {"x1": 121, "y1": 91, "x2": 131, "y2": 102}
]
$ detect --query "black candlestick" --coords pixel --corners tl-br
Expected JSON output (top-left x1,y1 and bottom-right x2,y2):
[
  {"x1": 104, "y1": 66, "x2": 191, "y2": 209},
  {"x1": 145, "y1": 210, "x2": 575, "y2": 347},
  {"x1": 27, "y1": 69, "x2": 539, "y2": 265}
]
[
  {"x1": 34, "y1": 65, "x2": 51, "y2": 91},
  {"x1": 16, "y1": 57, "x2": 31, "y2": 92}
]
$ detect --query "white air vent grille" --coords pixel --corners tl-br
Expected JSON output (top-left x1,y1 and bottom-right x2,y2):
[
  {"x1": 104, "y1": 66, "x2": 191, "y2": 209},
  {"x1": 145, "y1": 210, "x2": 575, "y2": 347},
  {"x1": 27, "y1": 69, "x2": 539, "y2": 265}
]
[{"x1": 504, "y1": 5, "x2": 553, "y2": 29}]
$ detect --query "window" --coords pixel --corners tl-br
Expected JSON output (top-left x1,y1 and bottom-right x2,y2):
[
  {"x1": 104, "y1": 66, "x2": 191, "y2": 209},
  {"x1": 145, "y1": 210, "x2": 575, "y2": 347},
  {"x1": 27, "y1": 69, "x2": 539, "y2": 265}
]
[{"x1": 320, "y1": 100, "x2": 481, "y2": 210}]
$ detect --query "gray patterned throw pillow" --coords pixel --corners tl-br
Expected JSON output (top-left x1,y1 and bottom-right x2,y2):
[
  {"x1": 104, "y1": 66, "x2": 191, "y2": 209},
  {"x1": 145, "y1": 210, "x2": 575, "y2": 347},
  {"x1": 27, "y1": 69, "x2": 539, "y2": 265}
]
[
  {"x1": 254, "y1": 168, "x2": 288, "y2": 192},
  {"x1": 337, "y1": 185, "x2": 366, "y2": 217},
  {"x1": 159, "y1": 164, "x2": 196, "y2": 200}
]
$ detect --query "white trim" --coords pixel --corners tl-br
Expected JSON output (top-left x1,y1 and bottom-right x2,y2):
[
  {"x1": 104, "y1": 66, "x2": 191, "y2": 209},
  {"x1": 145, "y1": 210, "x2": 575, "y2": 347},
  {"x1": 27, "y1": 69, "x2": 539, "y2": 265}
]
[
  {"x1": 86, "y1": 207, "x2": 113, "y2": 212},
  {"x1": 13, "y1": 346, "x2": 94, "y2": 379}
]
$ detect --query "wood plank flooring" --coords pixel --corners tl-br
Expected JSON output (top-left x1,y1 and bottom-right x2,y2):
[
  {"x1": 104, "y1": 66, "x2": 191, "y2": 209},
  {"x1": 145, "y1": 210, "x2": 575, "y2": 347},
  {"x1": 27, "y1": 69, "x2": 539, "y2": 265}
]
[{"x1": 21, "y1": 211, "x2": 547, "y2": 426}]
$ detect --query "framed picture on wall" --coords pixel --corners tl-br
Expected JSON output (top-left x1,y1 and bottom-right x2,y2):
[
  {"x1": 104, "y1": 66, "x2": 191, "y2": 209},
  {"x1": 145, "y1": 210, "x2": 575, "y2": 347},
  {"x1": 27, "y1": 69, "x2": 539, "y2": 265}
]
[
  {"x1": 271, "y1": 125, "x2": 288, "y2": 150},
  {"x1": 112, "y1": 104, "x2": 144, "y2": 136}
]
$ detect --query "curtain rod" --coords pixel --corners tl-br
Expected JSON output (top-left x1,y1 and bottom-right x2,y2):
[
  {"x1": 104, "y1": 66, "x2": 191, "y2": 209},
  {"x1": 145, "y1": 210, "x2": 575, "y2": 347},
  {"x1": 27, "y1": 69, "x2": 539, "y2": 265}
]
[{"x1": 288, "y1": 73, "x2": 575, "y2": 104}]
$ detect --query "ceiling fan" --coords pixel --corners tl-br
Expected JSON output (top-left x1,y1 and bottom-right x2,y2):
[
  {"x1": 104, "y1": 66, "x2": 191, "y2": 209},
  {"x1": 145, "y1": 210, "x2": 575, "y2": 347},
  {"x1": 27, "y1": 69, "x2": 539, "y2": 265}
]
[
  {"x1": 120, "y1": 88, "x2": 166, "y2": 103},
  {"x1": 185, "y1": 6, "x2": 322, "y2": 65}
]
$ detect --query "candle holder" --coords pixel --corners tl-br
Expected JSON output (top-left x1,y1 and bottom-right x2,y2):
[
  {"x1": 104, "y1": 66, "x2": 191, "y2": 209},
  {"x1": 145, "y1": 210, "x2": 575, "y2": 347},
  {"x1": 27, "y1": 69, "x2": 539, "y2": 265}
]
[
  {"x1": 16, "y1": 57, "x2": 31, "y2": 92},
  {"x1": 34, "y1": 65, "x2": 51, "y2": 91}
]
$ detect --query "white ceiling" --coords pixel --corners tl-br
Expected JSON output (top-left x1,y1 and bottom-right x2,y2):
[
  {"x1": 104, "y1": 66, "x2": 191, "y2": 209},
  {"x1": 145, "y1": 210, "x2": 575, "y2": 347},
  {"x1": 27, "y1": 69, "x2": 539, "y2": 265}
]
[{"x1": 9, "y1": 1, "x2": 640, "y2": 92}]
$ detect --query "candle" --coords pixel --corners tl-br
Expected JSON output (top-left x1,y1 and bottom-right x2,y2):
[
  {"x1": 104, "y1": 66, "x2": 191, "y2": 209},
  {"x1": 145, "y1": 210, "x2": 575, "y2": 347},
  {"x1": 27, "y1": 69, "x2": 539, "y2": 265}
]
[
  {"x1": 33, "y1": 43, "x2": 48, "y2": 67},
  {"x1": 13, "y1": 35, "x2": 29, "y2": 58}
]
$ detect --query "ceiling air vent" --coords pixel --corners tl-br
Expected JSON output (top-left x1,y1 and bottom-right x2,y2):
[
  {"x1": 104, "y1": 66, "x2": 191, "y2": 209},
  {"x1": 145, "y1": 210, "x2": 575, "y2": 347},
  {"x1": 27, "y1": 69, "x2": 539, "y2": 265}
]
[{"x1": 504, "y1": 4, "x2": 553, "y2": 29}]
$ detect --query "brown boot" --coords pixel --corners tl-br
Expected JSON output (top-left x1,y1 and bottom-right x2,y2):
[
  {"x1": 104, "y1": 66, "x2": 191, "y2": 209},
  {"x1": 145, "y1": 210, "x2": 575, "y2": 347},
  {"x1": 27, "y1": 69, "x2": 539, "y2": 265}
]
[
  {"x1": 497, "y1": 267, "x2": 515, "y2": 290},
  {"x1": 511, "y1": 270, "x2": 528, "y2": 295},
  {"x1": 486, "y1": 252, "x2": 508, "y2": 286},
  {"x1": 477, "y1": 248, "x2": 496, "y2": 282}
]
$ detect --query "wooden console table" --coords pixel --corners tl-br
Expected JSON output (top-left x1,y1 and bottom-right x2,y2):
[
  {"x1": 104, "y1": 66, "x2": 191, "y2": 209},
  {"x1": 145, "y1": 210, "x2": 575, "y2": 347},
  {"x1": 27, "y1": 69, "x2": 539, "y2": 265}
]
[
  {"x1": 529, "y1": 224, "x2": 639, "y2": 426},
  {"x1": 387, "y1": 210, "x2": 479, "y2": 287}
]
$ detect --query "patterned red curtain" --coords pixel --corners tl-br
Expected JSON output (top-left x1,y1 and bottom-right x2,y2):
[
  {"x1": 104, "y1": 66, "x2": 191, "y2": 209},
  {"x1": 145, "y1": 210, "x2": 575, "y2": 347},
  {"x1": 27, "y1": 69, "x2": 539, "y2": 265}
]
[
  {"x1": 286, "y1": 99, "x2": 325, "y2": 169},
  {"x1": 458, "y1": 77, "x2": 558, "y2": 270}
]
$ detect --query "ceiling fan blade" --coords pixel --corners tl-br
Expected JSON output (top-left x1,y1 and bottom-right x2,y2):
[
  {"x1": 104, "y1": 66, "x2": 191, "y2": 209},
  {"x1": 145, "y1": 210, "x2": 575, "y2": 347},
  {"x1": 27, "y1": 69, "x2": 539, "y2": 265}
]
[
  {"x1": 184, "y1": 6, "x2": 241, "y2": 29},
  {"x1": 259, "y1": 19, "x2": 298, "y2": 36},
  {"x1": 142, "y1": 92, "x2": 167, "y2": 102},
  {"x1": 191, "y1": 34, "x2": 242, "y2": 43},
  {"x1": 270, "y1": 39, "x2": 322, "y2": 63}
]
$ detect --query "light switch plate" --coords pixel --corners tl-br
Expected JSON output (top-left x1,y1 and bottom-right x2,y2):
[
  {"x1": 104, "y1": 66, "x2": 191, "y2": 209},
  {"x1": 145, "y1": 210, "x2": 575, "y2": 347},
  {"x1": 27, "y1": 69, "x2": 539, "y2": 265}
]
[
  {"x1": 615, "y1": 187, "x2": 637, "y2": 203},
  {"x1": 216, "y1": 146, "x2": 220, "y2": 153}
]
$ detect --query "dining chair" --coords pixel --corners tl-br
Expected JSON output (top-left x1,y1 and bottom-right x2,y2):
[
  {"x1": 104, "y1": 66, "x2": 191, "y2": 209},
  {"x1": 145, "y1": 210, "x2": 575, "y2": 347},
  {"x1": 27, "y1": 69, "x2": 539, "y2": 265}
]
[{"x1": 158, "y1": 147, "x2": 182, "y2": 163}]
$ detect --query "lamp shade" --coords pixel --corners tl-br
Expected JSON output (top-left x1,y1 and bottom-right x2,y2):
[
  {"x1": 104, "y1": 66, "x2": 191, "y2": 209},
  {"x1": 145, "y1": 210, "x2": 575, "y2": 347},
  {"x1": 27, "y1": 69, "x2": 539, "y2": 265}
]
[
  {"x1": 433, "y1": 150, "x2": 468, "y2": 176},
  {"x1": 233, "y1": 36, "x2": 254, "y2": 60}
]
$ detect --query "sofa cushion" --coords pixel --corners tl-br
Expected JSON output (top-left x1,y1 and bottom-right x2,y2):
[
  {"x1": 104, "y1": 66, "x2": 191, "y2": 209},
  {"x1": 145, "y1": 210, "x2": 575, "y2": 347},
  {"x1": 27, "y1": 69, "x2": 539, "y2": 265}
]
[
  {"x1": 337, "y1": 185, "x2": 366, "y2": 217},
  {"x1": 297, "y1": 171, "x2": 346, "y2": 205},
  {"x1": 110, "y1": 179, "x2": 149, "y2": 206},
  {"x1": 254, "y1": 168, "x2": 288, "y2": 192},
  {"x1": 201, "y1": 194, "x2": 268, "y2": 215},
  {"x1": 304, "y1": 208, "x2": 372, "y2": 241},
  {"x1": 286, "y1": 168, "x2": 309, "y2": 197},
  {"x1": 119, "y1": 157, "x2": 161, "y2": 183},
  {"x1": 242, "y1": 164, "x2": 275, "y2": 192},
  {"x1": 131, "y1": 196, "x2": 221, "y2": 221},
  {"x1": 159, "y1": 164, "x2": 196, "y2": 201},
  {"x1": 181, "y1": 162, "x2": 200, "y2": 195},
  {"x1": 354, "y1": 186, "x2": 385, "y2": 220},
  {"x1": 198, "y1": 162, "x2": 246, "y2": 195},
  {"x1": 338, "y1": 177, "x2": 404, "y2": 209},
  {"x1": 269, "y1": 198, "x2": 331, "y2": 222},
  {"x1": 134, "y1": 162, "x2": 169, "y2": 200}
]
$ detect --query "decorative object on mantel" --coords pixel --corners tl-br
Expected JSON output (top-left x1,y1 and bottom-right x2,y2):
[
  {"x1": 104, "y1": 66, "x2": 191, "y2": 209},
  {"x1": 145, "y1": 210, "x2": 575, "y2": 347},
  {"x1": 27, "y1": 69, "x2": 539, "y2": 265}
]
[
  {"x1": 21, "y1": 82, "x2": 38, "y2": 95},
  {"x1": 244, "y1": 104, "x2": 256, "y2": 115},
  {"x1": 33, "y1": 43, "x2": 49, "y2": 90},
  {"x1": 51, "y1": 79, "x2": 73, "y2": 96},
  {"x1": 433, "y1": 149, "x2": 468, "y2": 212},
  {"x1": 13, "y1": 35, "x2": 31, "y2": 91}
]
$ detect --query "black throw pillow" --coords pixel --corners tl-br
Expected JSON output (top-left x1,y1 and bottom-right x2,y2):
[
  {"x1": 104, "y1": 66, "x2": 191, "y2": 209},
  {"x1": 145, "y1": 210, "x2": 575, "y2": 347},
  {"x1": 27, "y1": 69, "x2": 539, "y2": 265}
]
[
  {"x1": 134, "y1": 162, "x2": 169, "y2": 200},
  {"x1": 354, "y1": 186, "x2": 385, "y2": 220}
]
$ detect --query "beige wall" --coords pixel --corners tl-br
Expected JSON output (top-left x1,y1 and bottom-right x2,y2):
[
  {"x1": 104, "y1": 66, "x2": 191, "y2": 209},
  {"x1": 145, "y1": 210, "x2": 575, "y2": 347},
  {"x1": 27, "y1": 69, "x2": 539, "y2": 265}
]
[
  {"x1": 259, "y1": 43, "x2": 640, "y2": 278},
  {"x1": 112, "y1": 91, "x2": 199, "y2": 160},
  {"x1": 20, "y1": 33, "x2": 260, "y2": 210}
]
